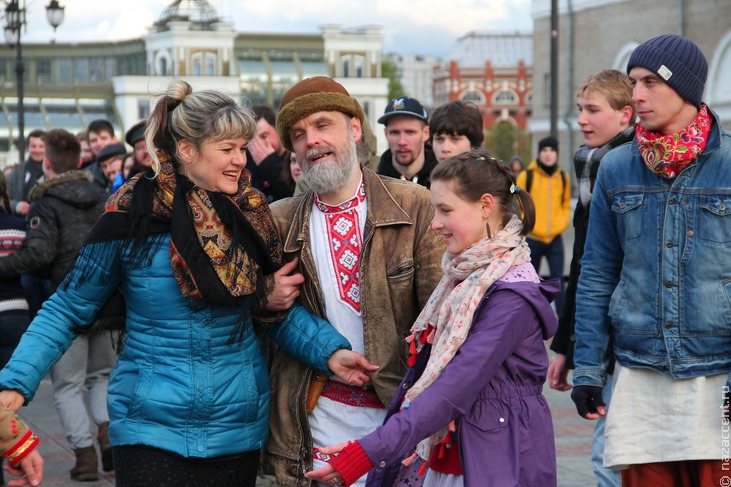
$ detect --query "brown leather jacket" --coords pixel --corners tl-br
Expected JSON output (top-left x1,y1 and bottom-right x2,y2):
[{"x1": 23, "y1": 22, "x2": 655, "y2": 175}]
[{"x1": 265, "y1": 168, "x2": 444, "y2": 486}]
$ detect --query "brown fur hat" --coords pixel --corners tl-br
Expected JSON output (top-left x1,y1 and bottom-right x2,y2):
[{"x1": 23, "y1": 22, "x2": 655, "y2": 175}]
[{"x1": 276, "y1": 76, "x2": 365, "y2": 152}]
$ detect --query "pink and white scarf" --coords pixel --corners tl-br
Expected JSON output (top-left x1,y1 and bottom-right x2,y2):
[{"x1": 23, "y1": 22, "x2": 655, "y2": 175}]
[{"x1": 405, "y1": 215, "x2": 531, "y2": 458}]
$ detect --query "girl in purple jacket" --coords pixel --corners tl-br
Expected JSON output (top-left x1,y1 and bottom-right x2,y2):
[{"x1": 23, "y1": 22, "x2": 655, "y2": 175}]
[{"x1": 306, "y1": 151, "x2": 559, "y2": 487}]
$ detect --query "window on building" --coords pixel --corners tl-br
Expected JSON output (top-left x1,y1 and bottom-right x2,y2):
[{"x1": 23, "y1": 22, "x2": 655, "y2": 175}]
[
  {"x1": 6, "y1": 98, "x2": 45, "y2": 130},
  {"x1": 0, "y1": 60, "x2": 7, "y2": 83},
  {"x1": 74, "y1": 58, "x2": 89, "y2": 83},
  {"x1": 117, "y1": 56, "x2": 128, "y2": 75},
  {"x1": 36, "y1": 58, "x2": 52, "y2": 85},
  {"x1": 55, "y1": 58, "x2": 72, "y2": 84},
  {"x1": 106, "y1": 58, "x2": 116, "y2": 78},
  {"x1": 270, "y1": 59, "x2": 298, "y2": 108},
  {"x1": 138, "y1": 99, "x2": 150, "y2": 120},
  {"x1": 239, "y1": 58, "x2": 268, "y2": 104},
  {"x1": 361, "y1": 100, "x2": 370, "y2": 120},
  {"x1": 159, "y1": 57, "x2": 168, "y2": 76},
  {"x1": 192, "y1": 53, "x2": 202, "y2": 76},
  {"x1": 205, "y1": 53, "x2": 216, "y2": 76},
  {"x1": 709, "y1": 38, "x2": 731, "y2": 104},
  {"x1": 80, "y1": 99, "x2": 119, "y2": 131},
  {"x1": 117, "y1": 53, "x2": 146, "y2": 76},
  {"x1": 354, "y1": 55, "x2": 365, "y2": 78},
  {"x1": 42, "y1": 98, "x2": 82, "y2": 132},
  {"x1": 25, "y1": 99, "x2": 45, "y2": 129},
  {"x1": 493, "y1": 90, "x2": 517, "y2": 105},
  {"x1": 343, "y1": 58, "x2": 350, "y2": 78},
  {"x1": 300, "y1": 59, "x2": 327, "y2": 78},
  {"x1": 90, "y1": 57, "x2": 104, "y2": 82},
  {"x1": 462, "y1": 90, "x2": 484, "y2": 104}
]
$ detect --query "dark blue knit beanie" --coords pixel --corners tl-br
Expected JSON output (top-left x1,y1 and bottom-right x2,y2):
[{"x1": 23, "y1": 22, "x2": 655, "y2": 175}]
[{"x1": 627, "y1": 34, "x2": 707, "y2": 108}]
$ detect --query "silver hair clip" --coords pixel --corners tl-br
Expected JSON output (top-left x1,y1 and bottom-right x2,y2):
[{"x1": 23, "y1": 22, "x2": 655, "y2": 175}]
[
  {"x1": 476, "y1": 156, "x2": 486, "y2": 161},
  {"x1": 510, "y1": 183, "x2": 519, "y2": 194}
]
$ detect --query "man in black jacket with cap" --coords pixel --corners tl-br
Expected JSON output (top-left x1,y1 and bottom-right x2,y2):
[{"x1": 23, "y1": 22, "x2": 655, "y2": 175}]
[{"x1": 376, "y1": 96, "x2": 438, "y2": 189}]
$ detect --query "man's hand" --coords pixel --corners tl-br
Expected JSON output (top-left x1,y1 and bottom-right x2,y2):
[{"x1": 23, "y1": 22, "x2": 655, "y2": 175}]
[
  {"x1": 328, "y1": 350, "x2": 379, "y2": 387},
  {"x1": 15, "y1": 201, "x2": 30, "y2": 216},
  {"x1": 247, "y1": 136, "x2": 275, "y2": 166},
  {"x1": 570, "y1": 385, "x2": 606, "y2": 420},
  {"x1": 265, "y1": 258, "x2": 304, "y2": 312},
  {"x1": 5, "y1": 449, "x2": 44, "y2": 486},
  {"x1": 0, "y1": 390, "x2": 25, "y2": 412},
  {"x1": 547, "y1": 353, "x2": 573, "y2": 391}
]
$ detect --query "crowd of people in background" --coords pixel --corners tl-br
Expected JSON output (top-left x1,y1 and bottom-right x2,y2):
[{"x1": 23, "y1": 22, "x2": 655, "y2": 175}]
[{"x1": 0, "y1": 33, "x2": 726, "y2": 487}]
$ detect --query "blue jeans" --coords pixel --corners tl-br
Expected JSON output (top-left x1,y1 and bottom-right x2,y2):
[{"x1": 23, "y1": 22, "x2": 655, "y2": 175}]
[
  {"x1": 592, "y1": 373, "x2": 621, "y2": 487},
  {"x1": 527, "y1": 235, "x2": 565, "y2": 315}
]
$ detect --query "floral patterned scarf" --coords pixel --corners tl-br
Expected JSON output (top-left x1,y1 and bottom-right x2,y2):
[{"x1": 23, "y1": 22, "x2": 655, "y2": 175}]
[
  {"x1": 404, "y1": 215, "x2": 531, "y2": 458},
  {"x1": 636, "y1": 104, "x2": 711, "y2": 179},
  {"x1": 99, "y1": 151, "x2": 282, "y2": 306}
]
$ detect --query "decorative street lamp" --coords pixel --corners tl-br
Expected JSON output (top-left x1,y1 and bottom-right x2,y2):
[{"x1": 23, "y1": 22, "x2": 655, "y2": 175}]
[{"x1": 3, "y1": 0, "x2": 65, "y2": 162}]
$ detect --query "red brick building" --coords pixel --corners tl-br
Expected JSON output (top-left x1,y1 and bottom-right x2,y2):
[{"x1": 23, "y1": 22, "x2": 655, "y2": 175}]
[{"x1": 433, "y1": 31, "x2": 533, "y2": 131}]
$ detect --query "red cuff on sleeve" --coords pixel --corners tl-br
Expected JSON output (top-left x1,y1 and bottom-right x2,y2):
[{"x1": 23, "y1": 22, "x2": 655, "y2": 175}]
[{"x1": 329, "y1": 441, "x2": 373, "y2": 487}]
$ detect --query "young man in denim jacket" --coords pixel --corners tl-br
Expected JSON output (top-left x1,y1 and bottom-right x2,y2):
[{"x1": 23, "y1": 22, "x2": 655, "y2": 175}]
[{"x1": 572, "y1": 34, "x2": 728, "y2": 485}]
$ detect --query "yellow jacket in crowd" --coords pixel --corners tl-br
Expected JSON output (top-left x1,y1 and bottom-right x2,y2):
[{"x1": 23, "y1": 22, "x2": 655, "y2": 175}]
[{"x1": 516, "y1": 160, "x2": 571, "y2": 244}]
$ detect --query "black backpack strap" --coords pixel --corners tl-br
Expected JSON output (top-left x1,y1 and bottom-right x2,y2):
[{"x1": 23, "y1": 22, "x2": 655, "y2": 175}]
[{"x1": 526, "y1": 168, "x2": 567, "y2": 199}]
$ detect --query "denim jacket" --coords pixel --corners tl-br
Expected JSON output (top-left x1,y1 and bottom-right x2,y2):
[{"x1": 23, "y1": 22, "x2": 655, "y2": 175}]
[{"x1": 573, "y1": 108, "x2": 731, "y2": 388}]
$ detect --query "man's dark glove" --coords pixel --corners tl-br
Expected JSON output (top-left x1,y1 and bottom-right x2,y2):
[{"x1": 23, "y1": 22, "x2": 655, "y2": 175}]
[{"x1": 571, "y1": 385, "x2": 606, "y2": 418}]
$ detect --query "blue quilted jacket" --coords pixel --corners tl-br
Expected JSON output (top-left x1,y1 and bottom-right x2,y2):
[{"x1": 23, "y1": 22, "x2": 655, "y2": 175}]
[{"x1": 0, "y1": 235, "x2": 350, "y2": 458}]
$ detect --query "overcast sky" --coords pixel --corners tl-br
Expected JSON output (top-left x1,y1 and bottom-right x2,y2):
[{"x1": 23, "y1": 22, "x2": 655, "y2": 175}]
[{"x1": 18, "y1": 0, "x2": 533, "y2": 58}]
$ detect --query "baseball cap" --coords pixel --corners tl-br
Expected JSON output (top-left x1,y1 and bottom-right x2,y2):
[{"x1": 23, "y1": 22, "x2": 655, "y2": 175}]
[{"x1": 377, "y1": 97, "x2": 428, "y2": 125}]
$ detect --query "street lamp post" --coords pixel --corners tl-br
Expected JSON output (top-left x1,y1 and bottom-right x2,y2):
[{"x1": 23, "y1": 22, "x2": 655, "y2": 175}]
[{"x1": 3, "y1": 0, "x2": 64, "y2": 163}]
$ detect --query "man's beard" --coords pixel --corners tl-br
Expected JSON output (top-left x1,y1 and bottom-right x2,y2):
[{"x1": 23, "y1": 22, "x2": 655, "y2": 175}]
[
  {"x1": 393, "y1": 149, "x2": 416, "y2": 166},
  {"x1": 299, "y1": 128, "x2": 358, "y2": 195}
]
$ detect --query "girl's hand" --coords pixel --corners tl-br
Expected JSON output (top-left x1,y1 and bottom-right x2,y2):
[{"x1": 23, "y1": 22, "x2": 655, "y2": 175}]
[
  {"x1": 5, "y1": 449, "x2": 44, "y2": 486},
  {"x1": 305, "y1": 442, "x2": 349, "y2": 484},
  {"x1": 305, "y1": 462, "x2": 341, "y2": 484},
  {"x1": 0, "y1": 390, "x2": 25, "y2": 411},
  {"x1": 328, "y1": 351, "x2": 379, "y2": 387},
  {"x1": 547, "y1": 354, "x2": 572, "y2": 392}
]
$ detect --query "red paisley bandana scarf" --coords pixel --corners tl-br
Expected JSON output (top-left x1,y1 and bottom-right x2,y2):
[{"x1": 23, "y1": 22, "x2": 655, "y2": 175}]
[
  {"x1": 636, "y1": 104, "x2": 711, "y2": 179},
  {"x1": 314, "y1": 180, "x2": 366, "y2": 314}
]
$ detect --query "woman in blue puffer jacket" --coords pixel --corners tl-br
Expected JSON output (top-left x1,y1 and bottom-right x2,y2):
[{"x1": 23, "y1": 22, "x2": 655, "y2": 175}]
[{"x1": 0, "y1": 81, "x2": 375, "y2": 487}]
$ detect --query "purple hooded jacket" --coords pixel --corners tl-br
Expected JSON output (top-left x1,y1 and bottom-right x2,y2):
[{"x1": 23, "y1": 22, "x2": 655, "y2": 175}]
[{"x1": 362, "y1": 276, "x2": 559, "y2": 487}]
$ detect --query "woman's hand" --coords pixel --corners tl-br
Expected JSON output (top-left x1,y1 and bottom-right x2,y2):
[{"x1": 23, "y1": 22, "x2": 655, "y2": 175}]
[
  {"x1": 305, "y1": 442, "x2": 348, "y2": 485},
  {"x1": 265, "y1": 258, "x2": 304, "y2": 312},
  {"x1": 0, "y1": 390, "x2": 25, "y2": 412},
  {"x1": 328, "y1": 350, "x2": 379, "y2": 387},
  {"x1": 547, "y1": 353, "x2": 573, "y2": 391},
  {"x1": 5, "y1": 448, "x2": 44, "y2": 486}
]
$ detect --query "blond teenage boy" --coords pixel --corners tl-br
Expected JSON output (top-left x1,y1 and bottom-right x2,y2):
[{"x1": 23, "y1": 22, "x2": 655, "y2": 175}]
[{"x1": 548, "y1": 69, "x2": 635, "y2": 487}]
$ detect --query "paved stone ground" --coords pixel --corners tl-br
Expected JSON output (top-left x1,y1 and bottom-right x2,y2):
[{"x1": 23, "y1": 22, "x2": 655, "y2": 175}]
[{"x1": 12, "y1": 347, "x2": 595, "y2": 487}]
